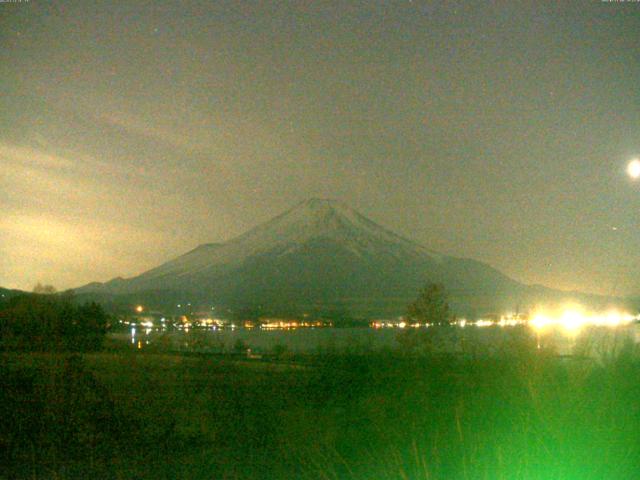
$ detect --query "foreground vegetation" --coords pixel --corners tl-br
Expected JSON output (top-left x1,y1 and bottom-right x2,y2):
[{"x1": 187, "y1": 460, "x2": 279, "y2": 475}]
[
  {"x1": 0, "y1": 293, "x2": 108, "y2": 352},
  {"x1": 1, "y1": 333, "x2": 640, "y2": 479}
]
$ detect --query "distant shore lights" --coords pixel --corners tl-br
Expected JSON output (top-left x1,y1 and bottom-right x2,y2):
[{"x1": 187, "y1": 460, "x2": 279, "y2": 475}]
[{"x1": 530, "y1": 306, "x2": 637, "y2": 335}]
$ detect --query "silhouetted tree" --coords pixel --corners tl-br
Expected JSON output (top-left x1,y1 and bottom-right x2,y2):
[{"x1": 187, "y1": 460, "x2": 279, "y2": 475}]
[
  {"x1": 0, "y1": 293, "x2": 108, "y2": 351},
  {"x1": 33, "y1": 283, "x2": 57, "y2": 294},
  {"x1": 406, "y1": 282, "x2": 450, "y2": 326}
]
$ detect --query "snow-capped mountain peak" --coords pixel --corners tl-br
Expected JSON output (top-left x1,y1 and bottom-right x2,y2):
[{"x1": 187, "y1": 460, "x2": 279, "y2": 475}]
[
  {"x1": 231, "y1": 198, "x2": 422, "y2": 254},
  {"x1": 76, "y1": 199, "x2": 531, "y2": 317}
]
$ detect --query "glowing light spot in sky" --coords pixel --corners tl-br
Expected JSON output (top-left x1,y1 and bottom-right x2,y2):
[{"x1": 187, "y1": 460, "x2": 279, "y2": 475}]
[{"x1": 628, "y1": 158, "x2": 640, "y2": 179}]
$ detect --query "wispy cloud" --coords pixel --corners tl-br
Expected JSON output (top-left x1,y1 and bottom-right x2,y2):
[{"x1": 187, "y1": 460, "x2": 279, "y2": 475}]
[
  {"x1": 97, "y1": 110, "x2": 211, "y2": 152},
  {"x1": 0, "y1": 135, "x2": 215, "y2": 289},
  {"x1": 0, "y1": 212, "x2": 184, "y2": 290},
  {"x1": 0, "y1": 142, "x2": 75, "y2": 170}
]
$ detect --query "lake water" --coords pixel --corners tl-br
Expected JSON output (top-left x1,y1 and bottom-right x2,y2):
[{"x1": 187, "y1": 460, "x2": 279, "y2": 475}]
[{"x1": 113, "y1": 323, "x2": 640, "y2": 359}]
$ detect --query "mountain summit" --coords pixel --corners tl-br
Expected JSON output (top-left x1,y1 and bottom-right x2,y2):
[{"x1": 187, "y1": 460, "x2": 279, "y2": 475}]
[
  {"x1": 221, "y1": 198, "x2": 443, "y2": 262},
  {"x1": 78, "y1": 199, "x2": 551, "y2": 316}
]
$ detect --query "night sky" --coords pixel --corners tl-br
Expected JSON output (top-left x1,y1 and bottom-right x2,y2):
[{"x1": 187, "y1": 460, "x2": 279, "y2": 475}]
[{"x1": 1, "y1": 1, "x2": 639, "y2": 295}]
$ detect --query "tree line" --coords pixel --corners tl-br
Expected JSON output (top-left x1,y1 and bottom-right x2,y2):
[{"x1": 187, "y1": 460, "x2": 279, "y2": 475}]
[{"x1": 0, "y1": 292, "x2": 109, "y2": 351}]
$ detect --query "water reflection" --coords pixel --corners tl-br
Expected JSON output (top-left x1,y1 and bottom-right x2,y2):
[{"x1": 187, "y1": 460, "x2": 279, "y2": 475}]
[{"x1": 118, "y1": 320, "x2": 640, "y2": 360}]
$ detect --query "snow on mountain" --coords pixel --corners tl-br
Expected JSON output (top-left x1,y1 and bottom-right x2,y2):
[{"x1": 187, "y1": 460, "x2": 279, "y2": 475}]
[
  {"x1": 126, "y1": 199, "x2": 441, "y2": 282},
  {"x1": 77, "y1": 199, "x2": 531, "y2": 315}
]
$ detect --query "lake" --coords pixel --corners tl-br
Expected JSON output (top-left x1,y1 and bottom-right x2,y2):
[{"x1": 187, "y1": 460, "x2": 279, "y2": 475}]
[{"x1": 112, "y1": 322, "x2": 640, "y2": 358}]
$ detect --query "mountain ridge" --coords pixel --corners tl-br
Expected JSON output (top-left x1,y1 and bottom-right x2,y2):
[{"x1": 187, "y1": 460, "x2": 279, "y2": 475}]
[{"x1": 76, "y1": 199, "x2": 625, "y2": 317}]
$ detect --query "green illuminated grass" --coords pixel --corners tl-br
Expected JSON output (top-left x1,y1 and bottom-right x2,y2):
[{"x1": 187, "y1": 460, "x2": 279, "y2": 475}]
[{"x1": 1, "y1": 338, "x2": 639, "y2": 479}]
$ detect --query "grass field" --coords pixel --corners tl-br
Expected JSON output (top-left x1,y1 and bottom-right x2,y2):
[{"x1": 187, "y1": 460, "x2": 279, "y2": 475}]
[{"x1": 2, "y1": 332, "x2": 640, "y2": 479}]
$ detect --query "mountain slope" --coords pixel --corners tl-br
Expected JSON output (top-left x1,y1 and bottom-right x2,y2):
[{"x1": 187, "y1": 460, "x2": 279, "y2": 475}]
[{"x1": 77, "y1": 199, "x2": 603, "y2": 316}]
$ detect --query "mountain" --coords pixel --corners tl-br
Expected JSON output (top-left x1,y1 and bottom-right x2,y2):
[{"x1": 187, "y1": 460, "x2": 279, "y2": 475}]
[
  {"x1": 76, "y1": 199, "x2": 620, "y2": 317},
  {"x1": 0, "y1": 287, "x2": 26, "y2": 302}
]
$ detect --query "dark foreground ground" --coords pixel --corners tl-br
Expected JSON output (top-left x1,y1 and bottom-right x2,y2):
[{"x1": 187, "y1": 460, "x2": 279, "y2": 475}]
[{"x1": 1, "y1": 333, "x2": 640, "y2": 479}]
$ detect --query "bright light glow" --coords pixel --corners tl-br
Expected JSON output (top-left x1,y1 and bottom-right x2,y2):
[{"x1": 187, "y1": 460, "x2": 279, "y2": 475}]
[
  {"x1": 603, "y1": 310, "x2": 622, "y2": 327},
  {"x1": 530, "y1": 314, "x2": 552, "y2": 331},
  {"x1": 135, "y1": 305, "x2": 144, "y2": 313},
  {"x1": 628, "y1": 158, "x2": 640, "y2": 179},
  {"x1": 364, "y1": 309, "x2": 638, "y2": 332},
  {"x1": 475, "y1": 320, "x2": 493, "y2": 328},
  {"x1": 529, "y1": 305, "x2": 636, "y2": 335},
  {"x1": 560, "y1": 310, "x2": 585, "y2": 334}
]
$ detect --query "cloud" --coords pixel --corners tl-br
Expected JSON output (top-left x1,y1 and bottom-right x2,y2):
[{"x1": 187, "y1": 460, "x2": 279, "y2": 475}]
[
  {"x1": 0, "y1": 212, "x2": 182, "y2": 290},
  {"x1": 0, "y1": 141, "x2": 109, "y2": 213},
  {"x1": 0, "y1": 139, "x2": 195, "y2": 290},
  {"x1": 0, "y1": 142, "x2": 75, "y2": 170},
  {"x1": 96, "y1": 110, "x2": 210, "y2": 152}
]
